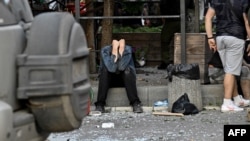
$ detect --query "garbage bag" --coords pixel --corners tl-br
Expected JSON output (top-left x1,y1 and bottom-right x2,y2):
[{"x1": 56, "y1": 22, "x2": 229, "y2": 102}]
[
  {"x1": 171, "y1": 93, "x2": 199, "y2": 115},
  {"x1": 208, "y1": 51, "x2": 223, "y2": 69},
  {"x1": 244, "y1": 40, "x2": 250, "y2": 64},
  {"x1": 167, "y1": 63, "x2": 200, "y2": 82}
]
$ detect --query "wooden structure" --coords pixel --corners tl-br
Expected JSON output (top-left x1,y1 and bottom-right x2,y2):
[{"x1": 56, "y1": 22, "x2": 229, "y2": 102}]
[
  {"x1": 174, "y1": 33, "x2": 213, "y2": 84},
  {"x1": 247, "y1": 108, "x2": 250, "y2": 122},
  {"x1": 169, "y1": 33, "x2": 210, "y2": 112},
  {"x1": 152, "y1": 111, "x2": 184, "y2": 117}
]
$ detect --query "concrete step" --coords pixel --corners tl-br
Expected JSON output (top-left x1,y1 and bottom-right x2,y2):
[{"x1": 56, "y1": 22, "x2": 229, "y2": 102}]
[
  {"x1": 90, "y1": 84, "x2": 224, "y2": 108},
  {"x1": 89, "y1": 106, "x2": 221, "y2": 113}
]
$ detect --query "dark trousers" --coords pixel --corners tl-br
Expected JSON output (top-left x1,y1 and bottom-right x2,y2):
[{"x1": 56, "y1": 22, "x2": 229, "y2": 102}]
[{"x1": 95, "y1": 66, "x2": 141, "y2": 106}]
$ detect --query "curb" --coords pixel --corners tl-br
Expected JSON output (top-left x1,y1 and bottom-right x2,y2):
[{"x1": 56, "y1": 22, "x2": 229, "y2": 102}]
[
  {"x1": 90, "y1": 106, "x2": 221, "y2": 113},
  {"x1": 90, "y1": 84, "x2": 224, "y2": 107}
]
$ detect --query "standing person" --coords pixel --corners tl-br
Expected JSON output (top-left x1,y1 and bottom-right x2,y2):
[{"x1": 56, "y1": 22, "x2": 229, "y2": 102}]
[
  {"x1": 158, "y1": 0, "x2": 194, "y2": 70},
  {"x1": 205, "y1": 0, "x2": 250, "y2": 112},
  {"x1": 94, "y1": 39, "x2": 143, "y2": 113}
]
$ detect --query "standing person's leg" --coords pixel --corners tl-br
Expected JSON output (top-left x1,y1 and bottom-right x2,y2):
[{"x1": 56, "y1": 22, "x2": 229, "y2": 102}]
[
  {"x1": 236, "y1": 76, "x2": 244, "y2": 96},
  {"x1": 217, "y1": 36, "x2": 249, "y2": 112},
  {"x1": 233, "y1": 79, "x2": 250, "y2": 107},
  {"x1": 158, "y1": 20, "x2": 180, "y2": 70},
  {"x1": 217, "y1": 36, "x2": 241, "y2": 112},
  {"x1": 229, "y1": 45, "x2": 250, "y2": 107},
  {"x1": 122, "y1": 67, "x2": 143, "y2": 113},
  {"x1": 222, "y1": 74, "x2": 240, "y2": 112},
  {"x1": 223, "y1": 74, "x2": 236, "y2": 99}
]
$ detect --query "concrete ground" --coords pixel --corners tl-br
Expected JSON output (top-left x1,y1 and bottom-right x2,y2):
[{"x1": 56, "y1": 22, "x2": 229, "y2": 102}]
[{"x1": 47, "y1": 107, "x2": 250, "y2": 141}]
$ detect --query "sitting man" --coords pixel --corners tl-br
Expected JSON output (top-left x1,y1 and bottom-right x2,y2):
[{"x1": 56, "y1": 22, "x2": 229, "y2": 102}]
[{"x1": 94, "y1": 39, "x2": 143, "y2": 113}]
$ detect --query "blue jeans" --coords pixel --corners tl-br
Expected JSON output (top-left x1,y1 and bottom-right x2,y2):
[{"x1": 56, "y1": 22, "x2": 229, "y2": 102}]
[{"x1": 95, "y1": 45, "x2": 141, "y2": 106}]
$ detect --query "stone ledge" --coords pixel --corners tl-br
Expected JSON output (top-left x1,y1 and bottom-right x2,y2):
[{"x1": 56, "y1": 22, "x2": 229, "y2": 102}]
[
  {"x1": 90, "y1": 106, "x2": 221, "y2": 113},
  {"x1": 90, "y1": 84, "x2": 224, "y2": 107}
]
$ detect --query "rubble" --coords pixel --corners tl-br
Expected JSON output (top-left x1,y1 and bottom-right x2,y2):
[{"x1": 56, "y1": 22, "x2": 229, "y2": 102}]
[{"x1": 47, "y1": 109, "x2": 249, "y2": 141}]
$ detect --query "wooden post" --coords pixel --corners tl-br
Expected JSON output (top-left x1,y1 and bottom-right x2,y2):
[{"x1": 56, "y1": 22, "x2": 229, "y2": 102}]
[
  {"x1": 85, "y1": 0, "x2": 97, "y2": 73},
  {"x1": 168, "y1": 75, "x2": 203, "y2": 112},
  {"x1": 101, "y1": 0, "x2": 114, "y2": 47},
  {"x1": 194, "y1": 0, "x2": 200, "y2": 33},
  {"x1": 247, "y1": 108, "x2": 250, "y2": 122},
  {"x1": 152, "y1": 112, "x2": 184, "y2": 117}
]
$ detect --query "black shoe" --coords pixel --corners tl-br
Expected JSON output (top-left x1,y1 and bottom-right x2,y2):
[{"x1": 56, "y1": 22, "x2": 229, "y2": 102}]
[
  {"x1": 132, "y1": 103, "x2": 143, "y2": 113},
  {"x1": 95, "y1": 105, "x2": 105, "y2": 113}
]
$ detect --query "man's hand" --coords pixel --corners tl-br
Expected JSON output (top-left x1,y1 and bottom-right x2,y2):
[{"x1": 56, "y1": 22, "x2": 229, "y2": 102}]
[
  {"x1": 112, "y1": 40, "x2": 119, "y2": 62},
  {"x1": 208, "y1": 38, "x2": 217, "y2": 52}
]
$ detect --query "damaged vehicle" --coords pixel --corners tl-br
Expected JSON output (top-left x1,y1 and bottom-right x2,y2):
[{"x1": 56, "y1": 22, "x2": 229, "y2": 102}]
[{"x1": 0, "y1": 0, "x2": 91, "y2": 140}]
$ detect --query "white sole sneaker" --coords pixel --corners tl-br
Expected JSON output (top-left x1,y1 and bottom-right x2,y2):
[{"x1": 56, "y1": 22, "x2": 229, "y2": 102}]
[
  {"x1": 221, "y1": 104, "x2": 244, "y2": 113},
  {"x1": 234, "y1": 95, "x2": 250, "y2": 107}
]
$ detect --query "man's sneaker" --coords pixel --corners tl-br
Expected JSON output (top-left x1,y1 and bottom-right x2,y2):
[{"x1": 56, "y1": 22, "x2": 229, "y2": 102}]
[
  {"x1": 95, "y1": 105, "x2": 105, "y2": 113},
  {"x1": 221, "y1": 103, "x2": 244, "y2": 113},
  {"x1": 132, "y1": 103, "x2": 143, "y2": 113},
  {"x1": 234, "y1": 95, "x2": 250, "y2": 107}
]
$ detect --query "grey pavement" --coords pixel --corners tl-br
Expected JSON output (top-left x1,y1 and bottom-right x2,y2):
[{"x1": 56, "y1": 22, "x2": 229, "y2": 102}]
[{"x1": 47, "y1": 108, "x2": 250, "y2": 141}]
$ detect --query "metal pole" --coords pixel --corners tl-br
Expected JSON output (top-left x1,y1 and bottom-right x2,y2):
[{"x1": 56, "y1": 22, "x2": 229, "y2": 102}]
[
  {"x1": 78, "y1": 15, "x2": 180, "y2": 20},
  {"x1": 75, "y1": 0, "x2": 80, "y2": 22},
  {"x1": 180, "y1": 0, "x2": 186, "y2": 64},
  {"x1": 194, "y1": 0, "x2": 200, "y2": 32}
]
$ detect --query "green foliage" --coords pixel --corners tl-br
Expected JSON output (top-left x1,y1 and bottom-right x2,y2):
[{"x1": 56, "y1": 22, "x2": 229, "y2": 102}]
[
  {"x1": 34, "y1": 0, "x2": 46, "y2": 4},
  {"x1": 113, "y1": 26, "x2": 134, "y2": 33},
  {"x1": 134, "y1": 46, "x2": 149, "y2": 59},
  {"x1": 121, "y1": 1, "x2": 143, "y2": 15},
  {"x1": 113, "y1": 26, "x2": 162, "y2": 33},
  {"x1": 134, "y1": 26, "x2": 162, "y2": 32},
  {"x1": 199, "y1": 20, "x2": 216, "y2": 32}
]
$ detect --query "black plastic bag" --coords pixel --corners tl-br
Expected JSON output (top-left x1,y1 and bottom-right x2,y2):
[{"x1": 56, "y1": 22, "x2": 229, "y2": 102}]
[
  {"x1": 208, "y1": 51, "x2": 223, "y2": 68},
  {"x1": 167, "y1": 63, "x2": 200, "y2": 82},
  {"x1": 244, "y1": 40, "x2": 250, "y2": 64},
  {"x1": 171, "y1": 93, "x2": 199, "y2": 115}
]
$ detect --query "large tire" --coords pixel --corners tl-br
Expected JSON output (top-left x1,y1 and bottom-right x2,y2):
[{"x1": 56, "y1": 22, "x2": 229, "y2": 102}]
[
  {"x1": 18, "y1": 12, "x2": 90, "y2": 132},
  {"x1": 26, "y1": 12, "x2": 75, "y2": 55}
]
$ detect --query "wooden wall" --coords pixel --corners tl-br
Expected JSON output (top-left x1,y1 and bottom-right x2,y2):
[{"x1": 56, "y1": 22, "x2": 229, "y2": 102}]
[{"x1": 174, "y1": 33, "x2": 213, "y2": 84}]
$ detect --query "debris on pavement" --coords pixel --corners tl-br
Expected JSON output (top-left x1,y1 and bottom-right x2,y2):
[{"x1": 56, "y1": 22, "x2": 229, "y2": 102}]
[
  {"x1": 152, "y1": 111, "x2": 184, "y2": 117},
  {"x1": 101, "y1": 122, "x2": 115, "y2": 128},
  {"x1": 47, "y1": 109, "x2": 250, "y2": 141}
]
